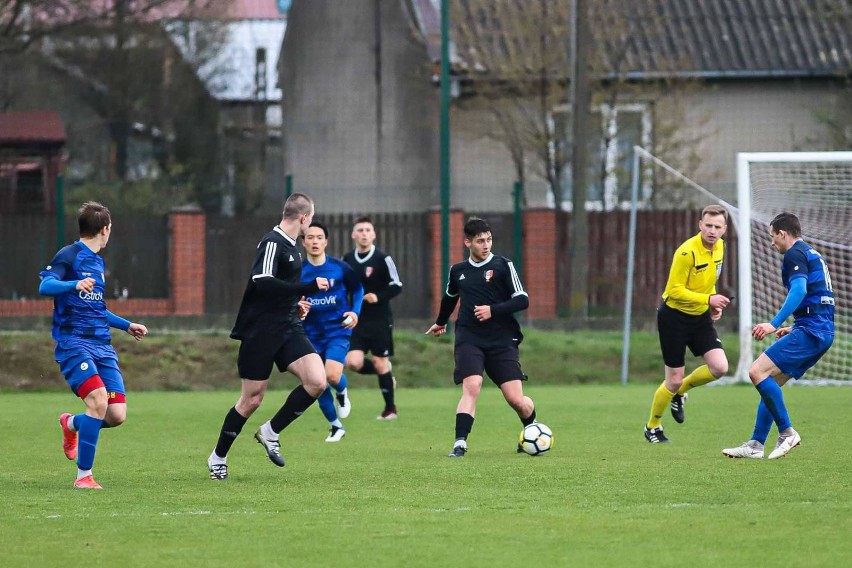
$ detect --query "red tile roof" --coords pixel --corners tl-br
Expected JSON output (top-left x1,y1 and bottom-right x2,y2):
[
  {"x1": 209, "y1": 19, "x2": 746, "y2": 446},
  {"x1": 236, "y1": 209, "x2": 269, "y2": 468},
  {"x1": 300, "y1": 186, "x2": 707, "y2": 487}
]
[{"x1": 0, "y1": 111, "x2": 67, "y2": 144}]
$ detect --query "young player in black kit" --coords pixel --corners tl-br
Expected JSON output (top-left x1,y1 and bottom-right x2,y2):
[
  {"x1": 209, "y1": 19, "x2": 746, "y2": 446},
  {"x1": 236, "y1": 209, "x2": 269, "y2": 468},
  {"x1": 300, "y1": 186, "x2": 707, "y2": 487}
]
[
  {"x1": 425, "y1": 217, "x2": 540, "y2": 457},
  {"x1": 344, "y1": 216, "x2": 403, "y2": 420}
]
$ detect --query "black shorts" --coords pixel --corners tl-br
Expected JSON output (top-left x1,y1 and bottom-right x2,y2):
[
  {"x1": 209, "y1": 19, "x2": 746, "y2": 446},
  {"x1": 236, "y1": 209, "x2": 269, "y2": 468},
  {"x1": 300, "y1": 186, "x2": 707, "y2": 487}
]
[
  {"x1": 453, "y1": 342, "x2": 527, "y2": 386},
  {"x1": 657, "y1": 303, "x2": 723, "y2": 368},
  {"x1": 237, "y1": 330, "x2": 317, "y2": 380},
  {"x1": 349, "y1": 318, "x2": 394, "y2": 357}
]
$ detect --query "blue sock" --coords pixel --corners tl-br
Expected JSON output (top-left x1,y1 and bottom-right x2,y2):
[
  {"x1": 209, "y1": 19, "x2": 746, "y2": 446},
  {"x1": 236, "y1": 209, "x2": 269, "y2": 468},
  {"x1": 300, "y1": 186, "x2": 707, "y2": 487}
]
[
  {"x1": 750, "y1": 400, "x2": 774, "y2": 444},
  {"x1": 755, "y1": 378, "x2": 792, "y2": 432},
  {"x1": 317, "y1": 386, "x2": 338, "y2": 423},
  {"x1": 76, "y1": 414, "x2": 105, "y2": 471},
  {"x1": 333, "y1": 374, "x2": 348, "y2": 394}
]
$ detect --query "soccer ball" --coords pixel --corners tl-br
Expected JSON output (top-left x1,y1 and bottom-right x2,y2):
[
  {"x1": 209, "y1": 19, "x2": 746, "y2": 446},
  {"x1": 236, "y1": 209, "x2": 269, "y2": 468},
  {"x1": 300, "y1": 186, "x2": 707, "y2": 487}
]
[{"x1": 519, "y1": 422, "x2": 554, "y2": 456}]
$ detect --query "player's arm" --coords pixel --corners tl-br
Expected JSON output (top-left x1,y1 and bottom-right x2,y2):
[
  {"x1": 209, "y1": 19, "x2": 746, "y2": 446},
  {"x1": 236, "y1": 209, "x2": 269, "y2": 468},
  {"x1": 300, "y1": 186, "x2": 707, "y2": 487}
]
[
  {"x1": 38, "y1": 252, "x2": 93, "y2": 296},
  {"x1": 106, "y1": 309, "x2": 149, "y2": 340},
  {"x1": 488, "y1": 261, "x2": 529, "y2": 317},
  {"x1": 428, "y1": 268, "x2": 459, "y2": 335},
  {"x1": 771, "y1": 276, "x2": 807, "y2": 329},
  {"x1": 343, "y1": 264, "x2": 365, "y2": 315},
  {"x1": 250, "y1": 241, "x2": 325, "y2": 294},
  {"x1": 374, "y1": 255, "x2": 403, "y2": 303},
  {"x1": 38, "y1": 276, "x2": 85, "y2": 296}
]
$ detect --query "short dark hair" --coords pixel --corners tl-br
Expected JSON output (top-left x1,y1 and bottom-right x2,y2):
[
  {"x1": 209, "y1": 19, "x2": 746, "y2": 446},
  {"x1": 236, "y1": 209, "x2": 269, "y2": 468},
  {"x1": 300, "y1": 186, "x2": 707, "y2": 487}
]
[
  {"x1": 771, "y1": 212, "x2": 802, "y2": 238},
  {"x1": 308, "y1": 220, "x2": 328, "y2": 238},
  {"x1": 353, "y1": 216, "x2": 373, "y2": 226},
  {"x1": 702, "y1": 204, "x2": 729, "y2": 223},
  {"x1": 78, "y1": 201, "x2": 111, "y2": 238},
  {"x1": 283, "y1": 193, "x2": 314, "y2": 220},
  {"x1": 464, "y1": 217, "x2": 491, "y2": 240}
]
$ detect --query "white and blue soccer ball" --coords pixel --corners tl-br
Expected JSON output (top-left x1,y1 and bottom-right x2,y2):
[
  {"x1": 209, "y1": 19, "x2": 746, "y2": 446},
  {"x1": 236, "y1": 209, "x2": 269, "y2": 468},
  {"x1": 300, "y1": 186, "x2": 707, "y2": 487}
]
[{"x1": 519, "y1": 422, "x2": 554, "y2": 456}]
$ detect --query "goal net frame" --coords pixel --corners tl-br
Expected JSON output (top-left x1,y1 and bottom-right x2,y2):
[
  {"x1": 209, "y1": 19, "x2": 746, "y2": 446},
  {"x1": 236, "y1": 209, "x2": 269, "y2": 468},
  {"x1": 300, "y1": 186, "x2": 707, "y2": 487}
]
[{"x1": 735, "y1": 151, "x2": 852, "y2": 384}]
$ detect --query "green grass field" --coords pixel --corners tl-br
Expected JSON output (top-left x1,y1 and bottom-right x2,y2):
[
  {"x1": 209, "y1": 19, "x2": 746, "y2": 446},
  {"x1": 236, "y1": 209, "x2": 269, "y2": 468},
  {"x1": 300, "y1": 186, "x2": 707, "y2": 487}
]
[{"x1": 2, "y1": 385, "x2": 851, "y2": 568}]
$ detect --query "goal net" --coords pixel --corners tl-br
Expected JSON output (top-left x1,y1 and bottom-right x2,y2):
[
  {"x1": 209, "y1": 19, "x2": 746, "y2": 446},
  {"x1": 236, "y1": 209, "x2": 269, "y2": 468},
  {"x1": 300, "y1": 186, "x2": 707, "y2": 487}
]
[{"x1": 736, "y1": 152, "x2": 852, "y2": 385}]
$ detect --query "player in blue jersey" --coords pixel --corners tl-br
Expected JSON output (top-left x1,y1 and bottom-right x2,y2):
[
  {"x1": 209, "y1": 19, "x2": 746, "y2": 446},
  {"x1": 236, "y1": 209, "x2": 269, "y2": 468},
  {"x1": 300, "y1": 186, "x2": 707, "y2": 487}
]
[
  {"x1": 722, "y1": 212, "x2": 834, "y2": 460},
  {"x1": 39, "y1": 202, "x2": 148, "y2": 489},
  {"x1": 301, "y1": 222, "x2": 364, "y2": 441}
]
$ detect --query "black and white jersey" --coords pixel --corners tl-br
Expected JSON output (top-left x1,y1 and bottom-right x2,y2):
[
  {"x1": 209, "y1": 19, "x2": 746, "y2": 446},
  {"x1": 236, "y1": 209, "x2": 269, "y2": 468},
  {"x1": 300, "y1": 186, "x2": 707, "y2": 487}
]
[
  {"x1": 343, "y1": 245, "x2": 402, "y2": 324},
  {"x1": 231, "y1": 226, "x2": 319, "y2": 340},
  {"x1": 440, "y1": 253, "x2": 528, "y2": 349}
]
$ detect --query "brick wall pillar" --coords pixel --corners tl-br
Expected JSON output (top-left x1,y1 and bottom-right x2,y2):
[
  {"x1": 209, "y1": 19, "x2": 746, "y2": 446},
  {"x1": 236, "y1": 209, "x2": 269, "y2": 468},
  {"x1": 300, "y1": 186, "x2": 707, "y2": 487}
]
[
  {"x1": 523, "y1": 209, "x2": 557, "y2": 320},
  {"x1": 169, "y1": 207, "x2": 206, "y2": 315},
  {"x1": 428, "y1": 209, "x2": 466, "y2": 319}
]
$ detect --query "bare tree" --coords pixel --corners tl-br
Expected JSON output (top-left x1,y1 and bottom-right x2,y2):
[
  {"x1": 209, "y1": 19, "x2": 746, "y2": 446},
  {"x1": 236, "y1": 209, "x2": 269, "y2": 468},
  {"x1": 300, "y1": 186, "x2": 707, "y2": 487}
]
[{"x1": 1, "y1": 0, "x2": 230, "y2": 189}]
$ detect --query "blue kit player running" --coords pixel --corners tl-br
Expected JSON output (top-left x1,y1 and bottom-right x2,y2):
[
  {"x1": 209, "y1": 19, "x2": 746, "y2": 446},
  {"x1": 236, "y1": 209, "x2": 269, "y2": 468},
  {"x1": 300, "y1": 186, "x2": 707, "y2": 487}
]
[
  {"x1": 40, "y1": 202, "x2": 148, "y2": 489},
  {"x1": 722, "y1": 212, "x2": 834, "y2": 460},
  {"x1": 302, "y1": 222, "x2": 364, "y2": 441}
]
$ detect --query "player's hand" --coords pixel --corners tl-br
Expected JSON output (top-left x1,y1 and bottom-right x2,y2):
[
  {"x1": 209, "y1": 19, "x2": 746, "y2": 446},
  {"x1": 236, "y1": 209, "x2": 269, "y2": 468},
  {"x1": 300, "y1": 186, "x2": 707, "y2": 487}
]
[
  {"x1": 710, "y1": 307, "x2": 723, "y2": 321},
  {"x1": 76, "y1": 278, "x2": 96, "y2": 293},
  {"x1": 341, "y1": 311, "x2": 358, "y2": 329},
  {"x1": 364, "y1": 293, "x2": 378, "y2": 304},
  {"x1": 315, "y1": 277, "x2": 330, "y2": 291},
  {"x1": 474, "y1": 305, "x2": 492, "y2": 321},
  {"x1": 775, "y1": 326, "x2": 793, "y2": 338},
  {"x1": 752, "y1": 322, "x2": 776, "y2": 341},
  {"x1": 425, "y1": 323, "x2": 446, "y2": 336},
  {"x1": 298, "y1": 296, "x2": 311, "y2": 320},
  {"x1": 128, "y1": 322, "x2": 148, "y2": 341},
  {"x1": 709, "y1": 294, "x2": 731, "y2": 309}
]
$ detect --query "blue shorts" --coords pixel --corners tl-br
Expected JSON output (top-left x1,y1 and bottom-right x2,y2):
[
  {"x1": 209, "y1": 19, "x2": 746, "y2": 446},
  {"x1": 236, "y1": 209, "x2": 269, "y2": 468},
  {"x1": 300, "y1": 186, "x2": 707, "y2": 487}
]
[
  {"x1": 309, "y1": 335, "x2": 350, "y2": 365},
  {"x1": 55, "y1": 338, "x2": 125, "y2": 398},
  {"x1": 765, "y1": 326, "x2": 833, "y2": 379}
]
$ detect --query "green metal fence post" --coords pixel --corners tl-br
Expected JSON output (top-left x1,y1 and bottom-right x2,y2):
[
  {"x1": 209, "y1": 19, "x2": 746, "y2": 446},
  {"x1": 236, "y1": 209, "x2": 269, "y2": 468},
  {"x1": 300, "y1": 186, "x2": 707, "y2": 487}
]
[{"x1": 285, "y1": 174, "x2": 293, "y2": 198}]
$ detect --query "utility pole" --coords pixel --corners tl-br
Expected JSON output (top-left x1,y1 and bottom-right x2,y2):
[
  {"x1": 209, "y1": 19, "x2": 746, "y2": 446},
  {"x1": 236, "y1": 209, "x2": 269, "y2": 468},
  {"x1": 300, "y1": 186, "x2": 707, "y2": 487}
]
[{"x1": 569, "y1": 0, "x2": 591, "y2": 318}]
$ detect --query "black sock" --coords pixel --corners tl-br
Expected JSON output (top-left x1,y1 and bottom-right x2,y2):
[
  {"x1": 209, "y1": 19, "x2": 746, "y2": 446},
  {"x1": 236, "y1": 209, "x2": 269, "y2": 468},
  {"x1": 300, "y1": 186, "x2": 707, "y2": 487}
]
[
  {"x1": 357, "y1": 359, "x2": 377, "y2": 375},
  {"x1": 521, "y1": 408, "x2": 537, "y2": 427},
  {"x1": 378, "y1": 371, "x2": 395, "y2": 409},
  {"x1": 269, "y1": 385, "x2": 317, "y2": 433},
  {"x1": 455, "y1": 413, "x2": 474, "y2": 442},
  {"x1": 214, "y1": 406, "x2": 248, "y2": 458}
]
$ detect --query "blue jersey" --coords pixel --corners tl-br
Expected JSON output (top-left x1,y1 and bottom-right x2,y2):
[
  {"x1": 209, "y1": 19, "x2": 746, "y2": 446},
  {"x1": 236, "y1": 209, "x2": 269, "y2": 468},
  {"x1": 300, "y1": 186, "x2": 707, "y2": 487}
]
[
  {"x1": 302, "y1": 257, "x2": 364, "y2": 341},
  {"x1": 39, "y1": 241, "x2": 111, "y2": 343},
  {"x1": 783, "y1": 240, "x2": 834, "y2": 334}
]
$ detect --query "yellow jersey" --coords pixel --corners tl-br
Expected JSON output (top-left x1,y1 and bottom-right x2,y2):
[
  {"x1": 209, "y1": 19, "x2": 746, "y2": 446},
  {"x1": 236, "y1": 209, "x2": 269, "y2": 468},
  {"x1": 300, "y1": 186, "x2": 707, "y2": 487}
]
[{"x1": 661, "y1": 233, "x2": 724, "y2": 316}]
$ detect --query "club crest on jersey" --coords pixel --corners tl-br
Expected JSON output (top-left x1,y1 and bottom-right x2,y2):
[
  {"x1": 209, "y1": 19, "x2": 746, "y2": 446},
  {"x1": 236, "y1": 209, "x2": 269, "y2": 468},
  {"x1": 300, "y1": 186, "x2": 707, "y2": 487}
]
[
  {"x1": 484, "y1": 270, "x2": 494, "y2": 282},
  {"x1": 365, "y1": 267, "x2": 374, "y2": 277}
]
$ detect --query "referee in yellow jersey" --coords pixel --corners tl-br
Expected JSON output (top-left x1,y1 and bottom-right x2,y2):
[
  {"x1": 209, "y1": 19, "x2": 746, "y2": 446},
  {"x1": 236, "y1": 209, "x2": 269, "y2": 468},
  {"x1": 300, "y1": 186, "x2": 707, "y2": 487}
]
[{"x1": 644, "y1": 205, "x2": 733, "y2": 443}]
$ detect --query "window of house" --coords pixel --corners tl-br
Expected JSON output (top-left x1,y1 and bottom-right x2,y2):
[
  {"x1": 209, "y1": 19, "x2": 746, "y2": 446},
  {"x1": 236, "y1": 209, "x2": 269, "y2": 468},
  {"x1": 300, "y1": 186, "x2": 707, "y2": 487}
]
[{"x1": 558, "y1": 103, "x2": 652, "y2": 210}]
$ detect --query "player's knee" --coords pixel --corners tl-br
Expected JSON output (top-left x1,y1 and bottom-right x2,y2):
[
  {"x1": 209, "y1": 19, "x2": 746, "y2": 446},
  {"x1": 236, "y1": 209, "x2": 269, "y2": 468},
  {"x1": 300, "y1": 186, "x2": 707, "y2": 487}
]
[
  {"x1": 239, "y1": 394, "x2": 264, "y2": 414},
  {"x1": 304, "y1": 377, "x2": 327, "y2": 398},
  {"x1": 106, "y1": 413, "x2": 126, "y2": 428},
  {"x1": 85, "y1": 390, "x2": 109, "y2": 417},
  {"x1": 710, "y1": 361, "x2": 729, "y2": 377}
]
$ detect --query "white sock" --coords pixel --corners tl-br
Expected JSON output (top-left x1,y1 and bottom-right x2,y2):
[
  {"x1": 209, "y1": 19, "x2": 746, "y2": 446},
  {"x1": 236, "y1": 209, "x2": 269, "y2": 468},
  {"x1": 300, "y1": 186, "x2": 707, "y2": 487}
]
[
  {"x1": 77, "y1": 468, "x2": 92, "y2": 480},
  {"x1": 209, "y1": 451, "x2": 226, "y2": 465},
  {"x1": 66, "y1": 415, "x2": 78, "y2": 432},
  {"x1": 454, "y1": 439, "x2": 467, "y2": 449},
  {"x1": 260, "y1": 421, "x2": 278, "y2": 440},
  {"x1": 330, "y1": 419, "x2": 343, "y2": 429}
]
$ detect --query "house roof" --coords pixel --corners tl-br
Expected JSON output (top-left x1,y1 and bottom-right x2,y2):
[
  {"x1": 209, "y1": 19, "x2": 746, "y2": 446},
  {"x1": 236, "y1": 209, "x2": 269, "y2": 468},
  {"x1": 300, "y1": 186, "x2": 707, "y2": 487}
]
[
  {"x1": 0, "y1": 111, "x2": 67, "y2": 145},
  {"x1": 415, "y1": 0, "x2": 852, "y2": 80},
  {"x1": 595, "y1": 0, "x2": 852, "y2": 79}
]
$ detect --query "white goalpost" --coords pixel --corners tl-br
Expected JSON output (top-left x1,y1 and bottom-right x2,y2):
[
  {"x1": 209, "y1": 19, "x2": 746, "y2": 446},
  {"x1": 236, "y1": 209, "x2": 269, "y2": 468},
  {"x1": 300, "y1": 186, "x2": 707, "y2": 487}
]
[
  {"x1": 622, "y1": 148, "x2": 852, "y2": 386},
  {"x1": 736, "y1": 151, "x2": 852, "y2": 385}
]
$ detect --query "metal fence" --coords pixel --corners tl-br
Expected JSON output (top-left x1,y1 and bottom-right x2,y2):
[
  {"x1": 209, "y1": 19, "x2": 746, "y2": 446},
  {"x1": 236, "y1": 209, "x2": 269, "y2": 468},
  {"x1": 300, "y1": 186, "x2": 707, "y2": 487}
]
[{"x1": 1, "y1": 209, "x2": 739, "y2": 322}]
